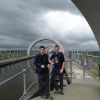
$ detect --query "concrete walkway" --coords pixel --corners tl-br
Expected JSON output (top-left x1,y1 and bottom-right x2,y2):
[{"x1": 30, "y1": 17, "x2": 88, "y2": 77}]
[{"x1": 31, "y1": 62, "x2": 100, "y2": 100}]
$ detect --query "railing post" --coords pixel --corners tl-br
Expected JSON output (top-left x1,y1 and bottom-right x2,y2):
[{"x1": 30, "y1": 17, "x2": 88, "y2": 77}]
[
  {"x1": 81, "y1": 52, "x2": 85, "y2": 78},
  {"x1": 23, "y1": 69, "x2": 27, "y2": 100},
  {"x1": 70, "y1": 59, "x2": 72, "y2": 83},
  {"x1": 83, "y1": 65, "x2": 85, "y2": 78},
  {"x1": 70, "y1": 51, "x2": 73, "y2": 83}
]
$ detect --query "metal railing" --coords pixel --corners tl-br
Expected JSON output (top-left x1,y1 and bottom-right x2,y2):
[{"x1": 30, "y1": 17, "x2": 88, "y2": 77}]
[
  {"x1": 0, "y1": 55, "x2": 66, "y2": 100},
  {"x1": 72, "y1": 60, "x2": 100, "y2": 83},
  {"x1": 1, "y1": 51, "x2": 100, "y2": 100},
  {"x1": 68, "y1": 51, "x2": 100, "y2": 83},
  {"x1": 0, "y1": 55, "x2": 37, "y2": 100},
  {"x1": 0, "y1": 66, "x2": 38, "y2": 100}
]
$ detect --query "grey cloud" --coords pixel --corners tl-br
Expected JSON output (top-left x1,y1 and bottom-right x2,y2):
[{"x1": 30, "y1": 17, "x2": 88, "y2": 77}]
[
  {"x1": 19, "y1": 0, "x2": 80, "y2": 13},
  {"x1": 0, "y1": 0, "x2": 99, "y2": 50}
]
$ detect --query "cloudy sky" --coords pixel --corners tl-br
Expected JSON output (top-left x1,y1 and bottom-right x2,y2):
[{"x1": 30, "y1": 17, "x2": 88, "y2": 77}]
[{"x1": 0, "y1": 0, "x2": 99, "y2": 50}]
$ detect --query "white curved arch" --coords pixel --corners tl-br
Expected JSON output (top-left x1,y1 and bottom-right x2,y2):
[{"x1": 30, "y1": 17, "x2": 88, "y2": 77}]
[
  {"x1": 27, "y1": 37, "x2": 64, "y2": 56},
  {"x1": 72, "y1": 0, "x2": 100, "y2": 48}
]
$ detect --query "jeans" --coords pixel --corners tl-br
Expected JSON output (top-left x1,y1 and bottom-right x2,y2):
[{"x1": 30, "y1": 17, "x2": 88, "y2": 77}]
[
  {"x1": 51, "y1": 68, "x2": 63, "y2": 91},
  {"x1": 38, "y1": 73, "x2": 50, "y2": 97}
]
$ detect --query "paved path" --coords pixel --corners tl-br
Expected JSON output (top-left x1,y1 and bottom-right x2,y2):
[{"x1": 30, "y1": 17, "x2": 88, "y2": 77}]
[{"x1": 31, "y1": 62, "x2": 100, "y2": 100}]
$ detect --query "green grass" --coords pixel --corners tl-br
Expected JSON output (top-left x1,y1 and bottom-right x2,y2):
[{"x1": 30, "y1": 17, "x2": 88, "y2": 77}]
[
  {"x1": 0, "y1": 52, "x2": 10, "y2": 60},
  {"x1": 0, "y1": 50, "x2": 27, "y2": 60}
]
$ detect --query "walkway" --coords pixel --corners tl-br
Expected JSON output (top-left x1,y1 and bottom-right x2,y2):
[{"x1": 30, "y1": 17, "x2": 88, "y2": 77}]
[{"x1": 31, "y1": 62, "x2": 100, "y2": 100}]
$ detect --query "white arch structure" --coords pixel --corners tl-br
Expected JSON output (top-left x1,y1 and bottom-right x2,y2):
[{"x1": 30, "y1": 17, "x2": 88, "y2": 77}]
[
  {"x1": 27, "y1": 37, "x2": 64, "y2": 56},
  {"x1": 72, "y1": 0, "x2": 100, "y2": 48}
]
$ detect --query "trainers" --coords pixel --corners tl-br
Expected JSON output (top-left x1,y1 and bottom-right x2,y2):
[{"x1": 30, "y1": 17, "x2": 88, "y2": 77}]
[
  {"x1": 59, "y1": 90, "x2": 64, "y2": 95},
  {"x1": 41, "y1": 95, "x2": 46, "y2": 99},
  {"x1": 46, "y1": 96, "x2": 53, "y2": 100},
  {"x1": 46, "y1": 95, "x2": 50, "y2": 99},
  {"x1": 54, "y1": 90, "x2": 59, "y2": 94}
]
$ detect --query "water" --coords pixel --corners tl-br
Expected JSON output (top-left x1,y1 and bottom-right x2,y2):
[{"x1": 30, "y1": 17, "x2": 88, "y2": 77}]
[{"x1": 0, "y1": 58, "x2": 38, "y2": 100}]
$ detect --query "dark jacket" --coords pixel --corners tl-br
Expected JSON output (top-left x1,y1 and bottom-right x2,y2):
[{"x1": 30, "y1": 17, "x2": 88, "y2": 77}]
[
  {"x1": 34, "y1": 53, "x2": 49, "y2": 74},
  {"x1": 50, "y1": 52, "x2": 65, "y2": 70}
]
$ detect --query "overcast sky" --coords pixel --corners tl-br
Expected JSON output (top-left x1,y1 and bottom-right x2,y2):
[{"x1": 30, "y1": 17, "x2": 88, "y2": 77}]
[{"x1": 0, "y1": 0, "x2": 99, "y2": 50}]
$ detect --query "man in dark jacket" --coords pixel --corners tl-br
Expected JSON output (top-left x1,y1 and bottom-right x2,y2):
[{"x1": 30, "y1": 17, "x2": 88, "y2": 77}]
[
  {"x1": 34, "y1": 46, "x2": 50, "y2": 98},
  {"x1": 49, "y1": 45, "x2": 65, "y2": 95}
]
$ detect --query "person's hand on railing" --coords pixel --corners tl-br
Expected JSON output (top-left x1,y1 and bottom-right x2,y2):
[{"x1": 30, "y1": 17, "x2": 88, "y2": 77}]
[{"x1": 49, "y1": 59, "x2": 54, "y2": 65}]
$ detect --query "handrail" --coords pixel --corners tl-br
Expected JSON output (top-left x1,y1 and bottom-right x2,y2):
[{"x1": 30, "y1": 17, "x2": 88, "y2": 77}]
[
  {"x1": 0, "y1": 66, "x2": 33, "y2": 86},
  {"x1": 0, "y1": 65, "x2": 37, "y2": 100},
  {"x1": 85, "y1": 70, "x2": 100, "y2": 83},
  {"x1": 73, "y1": 60, "x2": 100, "y2": 83},
  {"x1": 0, "y1": 70, "x2": 23, "y2": 86},
  {"x1": 1, "y1": 55, "x2": 99, "y2": 100},
  {"x1": 0, "y1": 54, "x2": 37, "y2": 100}
]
